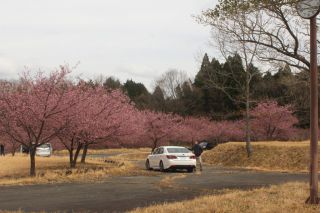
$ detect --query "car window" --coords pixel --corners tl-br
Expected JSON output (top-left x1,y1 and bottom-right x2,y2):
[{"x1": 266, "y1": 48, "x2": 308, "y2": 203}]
[
  {"x1": 167, "y1": 147, "x2": 191, "y2": 153},
  {"x1": 158, "y1": 148, "x2": 164, "y2": 154},
  {"x1": 152, "y1": 148, "x2": 159, "y2": 155}
]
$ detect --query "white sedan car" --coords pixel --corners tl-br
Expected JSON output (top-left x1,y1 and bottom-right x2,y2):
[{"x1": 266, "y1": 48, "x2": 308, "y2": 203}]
[
  {"x1": 145, "y1": 146, "x2": 196, "y2": 172},
  {"x1": 36, "y1": 143, "x2": 53, "y2": 157}
]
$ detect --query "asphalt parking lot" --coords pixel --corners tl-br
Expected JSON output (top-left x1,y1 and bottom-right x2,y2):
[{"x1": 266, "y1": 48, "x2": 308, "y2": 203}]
[{"x1": 0, "y1": 165, "x2": 308, "y2": 213}]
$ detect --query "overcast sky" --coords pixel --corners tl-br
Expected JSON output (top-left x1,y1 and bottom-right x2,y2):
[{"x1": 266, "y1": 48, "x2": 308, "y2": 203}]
[{"x1": 0, "y1": 0, "x2": 218, "y2": 91}]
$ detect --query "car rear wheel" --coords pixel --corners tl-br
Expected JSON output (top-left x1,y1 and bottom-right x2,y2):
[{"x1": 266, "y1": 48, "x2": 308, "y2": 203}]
[
  {"x1": 145, "y1": 160, "x2": 151, "y2": 170},
  {"x1": 159, "y1": 161, "x2": 165, "y2": 172},
  {"x1": 187, "y1": 167, "x2": 194, "y2": 173}
]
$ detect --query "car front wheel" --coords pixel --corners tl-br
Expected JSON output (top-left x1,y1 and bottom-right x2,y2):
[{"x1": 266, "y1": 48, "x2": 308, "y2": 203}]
[
  {"x1": 145, "y1": 160, "x2": 151, "y2": 170},
  {"x1": 159, "y1": 161, "x2": 166, "y2": 172}
]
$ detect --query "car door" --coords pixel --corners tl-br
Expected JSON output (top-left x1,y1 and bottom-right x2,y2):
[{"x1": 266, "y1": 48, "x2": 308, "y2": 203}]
[
  {"x1": 149, "y1": 148, "x2": 158, "y2": 167},
  {"x1": 154, "y1": 147, "x2": 164, "y2": 168}
]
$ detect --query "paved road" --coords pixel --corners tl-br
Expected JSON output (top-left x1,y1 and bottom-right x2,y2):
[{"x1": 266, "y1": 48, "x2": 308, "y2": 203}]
[{"x1": 0, "y1": 166, "x2": 308, "y2": 213}]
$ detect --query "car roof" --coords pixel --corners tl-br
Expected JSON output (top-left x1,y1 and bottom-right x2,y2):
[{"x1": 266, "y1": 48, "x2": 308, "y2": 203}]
[{"x1": 158, "y1": 146, "x2": 187, "y2": 149}]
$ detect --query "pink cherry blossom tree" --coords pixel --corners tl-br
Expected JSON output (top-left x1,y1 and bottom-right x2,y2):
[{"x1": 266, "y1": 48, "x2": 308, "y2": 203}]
[
  {"x1": 0, "y1": 66, "x2": 78, "y2": 176},
  {"x1": 140, "y1": 110, "x2": 182, "y2": 151},
  {"x1": 78, "y1": 87, "x2": 140, "y2": 164},
  {"x1": 209, "y1": 120, "x2": 244, "y2": 142},
  {"x1": 178, "y1": 117, "x2": 245, "y2": 146},
  {"x1": 57, "y1": 85, "x2": 140, "y2": 167},
  {"x1": 250, "y1": 101, "x2": 298, "y2": 141},
  {"x1": 55, "y1": 85, "x2": 91, "y2": 168},
  {"x1": 0, "y1": 135, "x2": 20, "y2": 156},
  {"x1": 178, "y1": 117, "x2": 213, "y2": 146}
]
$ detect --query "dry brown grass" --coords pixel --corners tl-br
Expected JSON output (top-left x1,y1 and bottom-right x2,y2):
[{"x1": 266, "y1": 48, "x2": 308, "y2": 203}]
[
  {"x1": 202, "y1": 141, "x2": 317, "y2": 172},
  {"x1": 89, "y1": 147, "x2": 150, "y2": 154},
  {"x1": 130, "y1": 182, "x2": 320, "y2": 213},
  {"x1": 0, "y1": 211, "x2": 46, "y2": 213},
  {"x1": 157, "y1": 174, "x2": 187, "y2": 189},
  {"x1": 0, "y1": 211, "x2": 82, "y2": 213},
  {"x1": 54, "y1": 147, "x2": 151, "y2": 155},
  {"x1": 238, "y1": 141, "x2": 310, "y2": 147},
  {"x1": 107, "y1": 152, "x2": 150, "y2": 162},
  {"x1": 0, "y1": 154, "x2": 150, "y2": 186}
]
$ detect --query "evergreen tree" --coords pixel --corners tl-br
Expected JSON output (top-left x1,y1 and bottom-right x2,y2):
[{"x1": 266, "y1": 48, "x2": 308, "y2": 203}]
[
  {"x1": 123, "y1": 80, "x2": 150, "y2": 109},
  {"x1": 123, "y1": 80, "x2": 148, "y2": 99},
  {"x1": 103, "y1": 77, "x2": 122, "y2": 90},
  {"x1": 194, "y1": 54, "x2": 228, "y2": 117},
  {"x1": 150, "y1": 86, "x2": 166, "y2": 112},
  {"x1": 194, "y1": 53, "x2": 211, "y2": 87}
]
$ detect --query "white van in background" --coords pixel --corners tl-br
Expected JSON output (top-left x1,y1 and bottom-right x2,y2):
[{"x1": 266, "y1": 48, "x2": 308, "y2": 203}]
[{"x1": 36, "y1": 143, "x2": 53, "y2": 157}]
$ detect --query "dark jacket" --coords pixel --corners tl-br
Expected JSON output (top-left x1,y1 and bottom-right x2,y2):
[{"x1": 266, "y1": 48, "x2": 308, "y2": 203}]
[
  {"x1": 0, "y1": 144, "x2": 4, "y2": 155},
  {"x1": 193, "y1": 144, "x2": 203, "y2": 157}
]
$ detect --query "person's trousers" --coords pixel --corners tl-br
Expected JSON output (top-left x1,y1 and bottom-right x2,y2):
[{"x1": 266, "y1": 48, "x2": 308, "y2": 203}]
[{"x1": 196, "y1": 156, "x2": 202, "y2": 171}]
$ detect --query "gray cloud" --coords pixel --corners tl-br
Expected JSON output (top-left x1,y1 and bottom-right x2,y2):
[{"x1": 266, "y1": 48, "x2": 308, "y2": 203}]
[{"x1": 0, "y1": 0, "x2": 217, "y2": 91}]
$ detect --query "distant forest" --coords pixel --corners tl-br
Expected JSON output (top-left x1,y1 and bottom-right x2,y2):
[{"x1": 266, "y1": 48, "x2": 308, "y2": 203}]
[{"x1": 86, "y1": 53, "x2": 313, "y2": 129}]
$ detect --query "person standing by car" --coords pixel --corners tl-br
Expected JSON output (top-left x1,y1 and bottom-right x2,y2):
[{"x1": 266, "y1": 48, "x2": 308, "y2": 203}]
[
  {"x1": 192, "y1": 141, "x2": 203, "y2": 171},
  {"x1": 0, "y1": 144, "x2": 4, "y2": 156}
]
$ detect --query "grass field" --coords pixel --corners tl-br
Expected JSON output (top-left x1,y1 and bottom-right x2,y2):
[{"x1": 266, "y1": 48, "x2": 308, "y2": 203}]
[
  {"x1": 54, "y1": 147, "x2": 151, "y2": 155},
  {"x1": 0, "y1": 151, "x2": 151, "y2": 186},
  {"x1": 202, "y1": 141, "x2": 316, "y2": 172},
  {"x1": 130, "y1": 182, "x2": 320, "y2": 213},
  {"x1": 107, "y1": 152, "x2": 150, "y2": 162},
  {"x1": 1, "y1": 144, "x2": 319, "y2": 212},
  {"x1": 0, "y1": 141, "x2": 316, "y2": 186}
]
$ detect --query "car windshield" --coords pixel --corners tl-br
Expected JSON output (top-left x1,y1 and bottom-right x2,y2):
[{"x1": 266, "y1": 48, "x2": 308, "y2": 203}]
[{"x1": 167, "y1": 148, "x2": 190, "y2": 153}]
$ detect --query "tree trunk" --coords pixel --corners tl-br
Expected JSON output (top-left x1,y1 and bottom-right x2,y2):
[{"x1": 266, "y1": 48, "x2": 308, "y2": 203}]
[
  {"x1": 70, "y1": 143, "x2": 83, "y2": 168},
  {"x1": 29, "y1": 146, "x2": 36, "y2": 176},
  {"x1": 245, "y1": 104, "x2": 253, "y2": 157},
  {"x1": 245, "y1": 70, "x2": 253, "y2": 158},
  {"x1": 152, "y1": 140, "x2": 158, "y2": 152},
  {"x1": 11, "y1": 144, "x2": 16, "y2": 156},
  {"x1": 68, "y1": 148, "x2": 74, "y2": 168},
  {"x1": 81, "y1": 143, "x2": 89, "y2": 164},
  {"x1": 70, "y1": 160, "x2": 76, "y2": 168}
]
